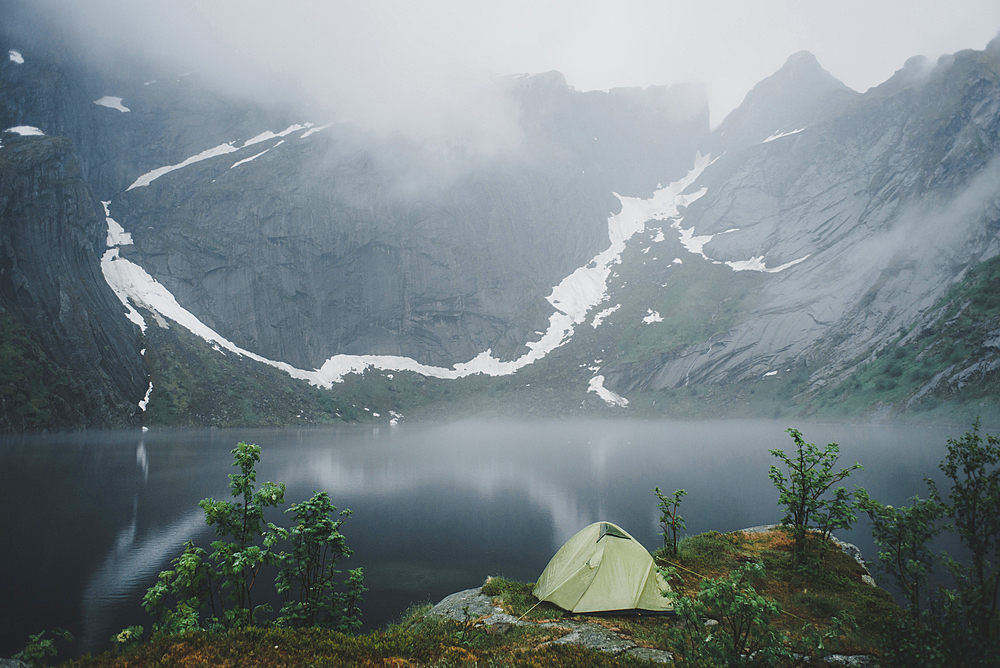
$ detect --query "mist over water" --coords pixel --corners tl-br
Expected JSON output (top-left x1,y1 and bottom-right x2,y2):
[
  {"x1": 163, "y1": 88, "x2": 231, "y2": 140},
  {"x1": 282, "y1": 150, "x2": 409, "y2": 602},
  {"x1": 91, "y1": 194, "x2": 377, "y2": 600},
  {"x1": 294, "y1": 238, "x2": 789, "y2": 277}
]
[{"x1": 0, "y1": 419, "x2": 966, "y2": 658}]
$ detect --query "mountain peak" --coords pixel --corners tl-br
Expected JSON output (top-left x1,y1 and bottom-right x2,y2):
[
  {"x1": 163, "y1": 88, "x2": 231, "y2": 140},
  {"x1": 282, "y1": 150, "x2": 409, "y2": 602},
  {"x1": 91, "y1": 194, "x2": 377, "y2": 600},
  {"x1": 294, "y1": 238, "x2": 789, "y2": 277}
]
[
  {"x1": 713, "y1": 50, "x2": 858, "y2": 150},
  {"x1": 784, "y1": 50, "x2": 820, "y2": 66}
]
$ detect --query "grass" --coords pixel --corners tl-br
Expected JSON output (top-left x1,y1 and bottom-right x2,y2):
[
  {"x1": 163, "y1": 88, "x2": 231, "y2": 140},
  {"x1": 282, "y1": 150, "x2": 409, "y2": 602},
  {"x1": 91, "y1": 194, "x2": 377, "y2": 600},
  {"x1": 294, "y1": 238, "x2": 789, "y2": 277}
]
[
  {"x1": 57, "y1": 528, "x2": 900, "y2": 667},
  {"x1": 654, "y1": 528, "x2": 900, "y2": 652}
]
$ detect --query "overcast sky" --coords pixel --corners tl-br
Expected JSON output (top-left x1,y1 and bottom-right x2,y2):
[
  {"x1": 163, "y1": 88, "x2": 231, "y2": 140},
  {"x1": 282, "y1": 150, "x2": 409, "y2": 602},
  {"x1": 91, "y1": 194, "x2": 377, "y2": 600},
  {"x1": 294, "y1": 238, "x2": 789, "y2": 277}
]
[{"x1": 28, "y1": 0, "x2": 1000, "y2": 130}]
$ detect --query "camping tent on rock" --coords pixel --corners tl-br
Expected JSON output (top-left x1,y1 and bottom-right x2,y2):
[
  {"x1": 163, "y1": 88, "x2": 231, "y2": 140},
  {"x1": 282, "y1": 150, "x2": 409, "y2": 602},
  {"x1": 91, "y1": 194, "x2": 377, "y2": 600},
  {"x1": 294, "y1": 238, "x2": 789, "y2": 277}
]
[{"x1": 533, "y1": 521, "x2": 674, "y2": 613}]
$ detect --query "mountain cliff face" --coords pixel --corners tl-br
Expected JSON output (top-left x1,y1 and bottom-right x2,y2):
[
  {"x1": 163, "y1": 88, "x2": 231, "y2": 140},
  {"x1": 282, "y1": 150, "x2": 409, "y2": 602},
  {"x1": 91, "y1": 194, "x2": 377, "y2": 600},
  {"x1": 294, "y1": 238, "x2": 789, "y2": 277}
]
[
  {"x1": 599, "y1": 40, "x2": 1000, "y2": 418},
  {"x1": 2, "y1": 12, "x2": 999, "y2": 429},
  {"x1": 104, "y1": 71, "x2": 708, "y2": 369},
  {"x1": 0, "y1": 131, "x2": 147, "y2": 429}
]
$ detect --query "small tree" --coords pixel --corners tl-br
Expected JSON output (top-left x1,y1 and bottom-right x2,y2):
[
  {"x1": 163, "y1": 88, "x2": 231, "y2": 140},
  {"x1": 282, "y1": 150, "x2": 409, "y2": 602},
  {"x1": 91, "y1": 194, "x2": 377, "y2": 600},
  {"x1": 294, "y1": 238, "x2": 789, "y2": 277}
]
[
  {"x1": 654, "y1": 487, "x2": 686, "y2": 557},
  {"x1": 769, "y1": 428, "x2": 863, "y2": 560},
  {"x1": 199, "y1": 441, "x2": 285, "y2": 627},
  {"x1": 925, "y1": 418, "x2": 1000, "y2": 661},
  {"x1": 854, "y1": 488, "x2": 943, "y2": 616},
  {"x1": 143, "y1": 442, "x2": 363, "y2": 635},
  {"x1": 274, "y1": 491, "x2": 365, "y2": 631},
  {"x1": 142, "y1": 540, "x2": 212, "y2": 634}
]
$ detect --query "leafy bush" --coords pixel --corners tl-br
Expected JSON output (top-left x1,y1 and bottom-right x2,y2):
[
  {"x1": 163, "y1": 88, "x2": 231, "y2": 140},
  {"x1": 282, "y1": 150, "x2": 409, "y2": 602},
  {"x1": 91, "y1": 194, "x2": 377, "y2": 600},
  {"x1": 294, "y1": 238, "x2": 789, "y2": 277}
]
[
  {"x1": 854, "y1": 489, "x2": 943, "y2": 615},
  {"x1": 273, "y1": 492, "x2": 364, "y2": 631},
  {"x1": 142, "y1": 442, "x2": 363, "y2": 635},
  {"x1": 925, "y1": 418, "x2": 1000, "y2": 667},
  {"x1": 13, "y1": 629, "x2": 73, "y2": 668},
  {"x1": 769, "y1": 428, "x2": 862, "y2": 560},
  {"x1": 859, "y1": 419, "x2": 1000, "y2": 667},
  {"x1": 654, "y1": 487, "x2": 687, "y2": 557},
  {"x1": 663, "y1": 562, "x2": 855, "y2": 667}
]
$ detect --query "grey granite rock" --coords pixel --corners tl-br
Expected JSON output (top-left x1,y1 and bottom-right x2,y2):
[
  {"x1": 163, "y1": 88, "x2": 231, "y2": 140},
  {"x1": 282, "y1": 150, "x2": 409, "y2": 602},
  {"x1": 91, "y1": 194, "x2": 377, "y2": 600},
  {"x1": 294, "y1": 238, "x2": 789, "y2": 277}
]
[
  {"x1": 0, "y1": 659, "x2": 30, "y2": 668},
  {"x1": 544, "y1": 620, "x2": 637, "y2": 654},
  {"x1": 626, "y1": 647, "x2": 675, "y2": 664},
  {"x1": 425, "y1": 587, "x2": 503, "y2": 622}
]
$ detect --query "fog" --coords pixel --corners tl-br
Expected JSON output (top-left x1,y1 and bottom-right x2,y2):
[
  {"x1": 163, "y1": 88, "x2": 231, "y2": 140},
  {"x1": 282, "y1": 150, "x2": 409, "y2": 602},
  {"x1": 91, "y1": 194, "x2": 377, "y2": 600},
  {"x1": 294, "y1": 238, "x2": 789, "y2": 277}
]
[
  {"x1": 6, "y1": 0, "x2": 999, "y2": 145},
  {"x1": 0, "y1": 419, "x2": 972, "y2": 657}
]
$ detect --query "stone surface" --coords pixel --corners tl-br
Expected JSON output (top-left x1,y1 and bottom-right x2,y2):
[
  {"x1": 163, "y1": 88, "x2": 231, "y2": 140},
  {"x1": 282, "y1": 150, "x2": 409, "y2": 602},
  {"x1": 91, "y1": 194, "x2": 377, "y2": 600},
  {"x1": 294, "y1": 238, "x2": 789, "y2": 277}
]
[
  {"x1": 0, "y1": 132, "x2": 148, "y2": 430},
  {"x1": 602, "y1": 45, "x2": 1000, "y2": 407},
  {"x1": 0, "y1": 659, "x2": 29, "y2": 668},
  {"x1": 543, "y1": 620, "x2": 637, "y2": 654},
  {"x1": 626, "y1": 647, "x2": 675, "y2": 664},
  {"x1": 427, "y1": 585, "x2": 875, "y2": 665},
  {"x1": 5, "y1": 10, "x2": 1000, "y2": 428},
  {"x1": 425, "y1": 588, "x2": 503, "y2": 622}
]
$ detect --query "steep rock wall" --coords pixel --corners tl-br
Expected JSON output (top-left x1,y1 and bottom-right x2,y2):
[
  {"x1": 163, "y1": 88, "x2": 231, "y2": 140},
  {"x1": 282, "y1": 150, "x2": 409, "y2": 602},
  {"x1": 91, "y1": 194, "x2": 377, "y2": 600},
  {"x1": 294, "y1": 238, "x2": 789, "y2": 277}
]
[{"x1": 0, "y1": 132, "x2": 147, "y2": 429}]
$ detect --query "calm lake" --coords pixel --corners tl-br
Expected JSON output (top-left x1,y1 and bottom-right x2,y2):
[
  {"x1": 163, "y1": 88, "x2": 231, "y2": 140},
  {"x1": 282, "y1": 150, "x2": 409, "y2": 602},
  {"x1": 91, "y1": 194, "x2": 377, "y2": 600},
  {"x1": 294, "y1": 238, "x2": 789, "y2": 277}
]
[{"x1": 0, "y1": 419, "x2": 967, "y2": 658}]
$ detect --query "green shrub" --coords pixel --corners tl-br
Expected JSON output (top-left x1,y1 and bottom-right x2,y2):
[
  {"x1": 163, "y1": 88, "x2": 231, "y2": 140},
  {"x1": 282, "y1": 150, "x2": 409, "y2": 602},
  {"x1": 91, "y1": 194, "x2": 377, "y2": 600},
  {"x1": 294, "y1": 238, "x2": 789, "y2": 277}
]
[
  {"x1": 13, "y1": 629, "x2": 73, "y2": 668},
  {"x1": 654, "y1": 487, "x2": 687, "y2": 557},
  {"x1": 769, "y1": 428, "x2": 862, "y2": 561},
  {"x1": 142, "y1": 442, "x2": 362, "y2": 635}
]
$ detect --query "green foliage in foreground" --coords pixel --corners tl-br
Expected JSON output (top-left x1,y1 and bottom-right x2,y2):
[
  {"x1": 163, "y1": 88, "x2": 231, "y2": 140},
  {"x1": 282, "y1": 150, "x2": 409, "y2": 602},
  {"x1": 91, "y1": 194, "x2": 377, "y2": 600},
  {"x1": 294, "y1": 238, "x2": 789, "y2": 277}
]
[
  {"x1": 65, "y1": 624, "x2": 659, "y2": 668},
  {"x1": 854, "y1": 489, "x2": 943, "y2": 615},
  {"x1": 663, "y1": 562, "x2": 856, "y2": 668},
  {"x1": 654, "y1": 487, "x2": 687, "y2": 557},
  {"x1": 858, "y1": 419, "x2": 1000, "y2": 668},
  {"x1": 142, "y1": 442, "x2": 363, "y2": 636},
  {"x1": 769, "y1": 428, "x2": 862, "y2": 560},
  {"x1": 13, "y1": 629, "x2": 73, "y2": 668}
]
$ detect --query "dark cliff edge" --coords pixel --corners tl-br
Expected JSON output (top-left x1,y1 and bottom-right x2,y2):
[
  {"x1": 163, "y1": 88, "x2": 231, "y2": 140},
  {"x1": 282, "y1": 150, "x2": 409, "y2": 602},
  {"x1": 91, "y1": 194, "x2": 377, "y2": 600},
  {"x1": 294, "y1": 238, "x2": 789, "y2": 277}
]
[{"x1": 0, "y1": 132, "x2": 147, "y2": 431}]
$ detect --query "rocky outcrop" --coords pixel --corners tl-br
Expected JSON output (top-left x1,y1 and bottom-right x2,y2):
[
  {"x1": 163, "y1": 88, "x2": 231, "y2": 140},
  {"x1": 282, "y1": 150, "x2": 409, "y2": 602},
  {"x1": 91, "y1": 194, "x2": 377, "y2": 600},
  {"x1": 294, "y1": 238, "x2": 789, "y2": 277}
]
[
  {"x1": 426, "y1": 581, "x2": 872, "y2": 666},
  {"x1": 425, "y1": 586, "x2": 674, "y2": 663}
]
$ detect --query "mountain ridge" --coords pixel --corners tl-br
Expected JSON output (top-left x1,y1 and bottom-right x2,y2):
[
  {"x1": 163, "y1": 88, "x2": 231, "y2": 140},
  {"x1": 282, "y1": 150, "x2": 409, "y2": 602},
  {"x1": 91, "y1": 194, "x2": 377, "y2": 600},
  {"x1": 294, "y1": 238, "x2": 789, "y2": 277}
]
[{"x1": 2, "y1": 21, "x2": 1000, "y2": 430}]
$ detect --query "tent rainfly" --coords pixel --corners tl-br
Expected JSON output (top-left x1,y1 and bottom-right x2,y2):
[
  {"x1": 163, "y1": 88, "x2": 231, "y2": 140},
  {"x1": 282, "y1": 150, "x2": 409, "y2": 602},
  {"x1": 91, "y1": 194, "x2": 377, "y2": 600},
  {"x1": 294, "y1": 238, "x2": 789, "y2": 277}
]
[{"x1": 532, "y1": 521, "x2": 674, "y2": 613}]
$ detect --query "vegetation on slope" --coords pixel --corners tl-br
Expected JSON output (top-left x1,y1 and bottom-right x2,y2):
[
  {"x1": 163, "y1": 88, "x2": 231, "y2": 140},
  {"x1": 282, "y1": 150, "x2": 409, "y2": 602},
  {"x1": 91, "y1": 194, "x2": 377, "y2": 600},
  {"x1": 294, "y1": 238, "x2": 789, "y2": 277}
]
[
  {"x1": 0, "y1": 307, "x2": 94, "y2": 431},
  {"x1": 809, "y1": 254, "x2": 1000, "y2": 423}
]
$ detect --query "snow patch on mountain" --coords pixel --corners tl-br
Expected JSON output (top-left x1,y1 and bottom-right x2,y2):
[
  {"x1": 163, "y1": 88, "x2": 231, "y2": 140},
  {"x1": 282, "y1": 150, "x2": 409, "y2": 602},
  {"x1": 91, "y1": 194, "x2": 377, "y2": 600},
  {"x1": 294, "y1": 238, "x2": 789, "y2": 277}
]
[
  {"x1": 673, "y1": 219, "x2": 714, "y2": 258},
  {"x1": 643, "y1": 309, "x2": 663, "y2": 324},
  {"x1": 102, "y1": 153, "x2": 712, "y2": 390},
  {"x1": 127, "y1": 142, "x2": 239, "y2": 190},
  {"x1": 139, "y1": 382, "x2": 153, "y2": 411},
  {"x1": 301, "y1": 123, "x2": 333, "y2": 138},
  {"x1": 592, "y1": 304, "x2": 621, "y2": 328},
  {"x1": 726, "y1": 254, "x2": 810, "y2": 273},
  {"x1": 588, "y1": 375, "x2": 629, "y2": 407},
  {"x1": 94, "y1": 96, "x2": 130, "y2": 112},
  {"x1": 102, "y1": 202, "x2": 133, "y2": 246},
  {"x1": 243, "y1": 124, "x2": 307, "y2": 147},
  {"x1": 231, "y1": 147, "x2": 272, "y2": 169},
  {"x1": 8, "y1": 50, "x2": 24, "y2": 64},
  {"x1": 763, "y1": 127, "x2": 805, "y2": 143},
  {"x1": 4, "y1": 126, "x2": 44, "y2": 136}
]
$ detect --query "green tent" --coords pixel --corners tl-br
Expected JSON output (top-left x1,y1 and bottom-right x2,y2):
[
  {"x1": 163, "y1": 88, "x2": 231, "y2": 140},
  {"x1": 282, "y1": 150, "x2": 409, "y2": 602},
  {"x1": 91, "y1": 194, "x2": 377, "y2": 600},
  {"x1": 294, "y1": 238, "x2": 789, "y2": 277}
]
[{"x1": 533, "y1": 521, "x2": 674, "y2": 613}]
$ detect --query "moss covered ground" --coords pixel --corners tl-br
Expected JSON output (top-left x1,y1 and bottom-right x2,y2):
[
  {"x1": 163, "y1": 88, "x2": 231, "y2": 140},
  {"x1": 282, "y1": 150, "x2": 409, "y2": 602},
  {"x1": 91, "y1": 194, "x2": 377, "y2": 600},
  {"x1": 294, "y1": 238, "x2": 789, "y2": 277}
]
[{"x1": 60, "y1": 528, "x2": 899, "y2": 667}]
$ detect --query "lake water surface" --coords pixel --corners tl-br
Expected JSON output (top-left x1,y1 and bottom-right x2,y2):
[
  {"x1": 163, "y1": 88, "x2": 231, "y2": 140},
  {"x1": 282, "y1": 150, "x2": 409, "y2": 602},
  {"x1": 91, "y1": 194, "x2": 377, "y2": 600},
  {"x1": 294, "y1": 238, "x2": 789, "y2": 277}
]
[{"x1": 0, "y1": 419, "x2": 966, "y2": 658}]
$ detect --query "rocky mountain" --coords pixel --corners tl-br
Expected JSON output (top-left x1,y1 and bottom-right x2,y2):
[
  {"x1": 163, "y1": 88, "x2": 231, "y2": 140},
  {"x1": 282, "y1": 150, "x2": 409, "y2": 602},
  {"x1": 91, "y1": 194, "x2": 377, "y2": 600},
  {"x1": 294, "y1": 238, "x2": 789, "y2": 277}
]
[
  {"x1": 2, "y1": 8, "x2": 999, "y2": 430},
  {"x1": 598, "y1": 39, "x2": 1000, "y2": 420}
]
